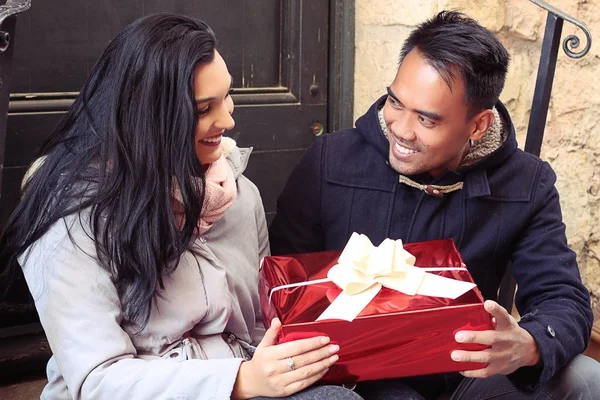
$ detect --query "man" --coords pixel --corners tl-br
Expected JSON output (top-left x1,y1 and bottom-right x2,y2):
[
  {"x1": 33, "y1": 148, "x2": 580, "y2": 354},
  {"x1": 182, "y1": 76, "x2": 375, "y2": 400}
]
[{"x1": 269, "y1": 11, "x2": 599, "y2": 399}]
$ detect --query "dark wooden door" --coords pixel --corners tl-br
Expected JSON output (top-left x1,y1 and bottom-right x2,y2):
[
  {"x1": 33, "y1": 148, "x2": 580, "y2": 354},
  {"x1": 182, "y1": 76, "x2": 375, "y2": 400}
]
[
  {"x1": 0, "y1": 0, "x2": 342, "y2": 376},
  {"x1": 3, "y1": 0, "x2": 329, "y2": 224}
]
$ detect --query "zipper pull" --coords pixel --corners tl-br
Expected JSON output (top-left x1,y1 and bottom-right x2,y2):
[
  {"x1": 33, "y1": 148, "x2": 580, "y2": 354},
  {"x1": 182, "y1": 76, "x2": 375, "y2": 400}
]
[{"x1": 228, "y1": 334, "x2": 236, "y2": 343}]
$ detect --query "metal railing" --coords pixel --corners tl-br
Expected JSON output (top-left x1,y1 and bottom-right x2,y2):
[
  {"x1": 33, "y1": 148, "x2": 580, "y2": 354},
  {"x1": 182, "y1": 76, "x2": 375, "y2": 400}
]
[
  {"x1": 498, "y1": 0, "x2": 593, "y2": 313},
  {"x1": 525, "y1": 0, "x2": 592, "y2": 156}
]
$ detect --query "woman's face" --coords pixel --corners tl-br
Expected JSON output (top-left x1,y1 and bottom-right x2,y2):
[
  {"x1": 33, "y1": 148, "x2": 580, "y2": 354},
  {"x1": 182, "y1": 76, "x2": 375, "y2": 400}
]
[{"x1": 193, "y1": 50, "x2": 235, "y2": 165}]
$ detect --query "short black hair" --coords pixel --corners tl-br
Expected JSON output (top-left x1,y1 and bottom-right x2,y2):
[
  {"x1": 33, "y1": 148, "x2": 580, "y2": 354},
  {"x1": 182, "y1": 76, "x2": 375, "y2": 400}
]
[{"x1": 400, "y1": 11, "x2": 510, "y2": 117}]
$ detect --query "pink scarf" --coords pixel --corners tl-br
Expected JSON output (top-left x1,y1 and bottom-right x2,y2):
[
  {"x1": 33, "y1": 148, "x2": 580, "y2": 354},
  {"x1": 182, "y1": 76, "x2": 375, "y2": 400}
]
[{"x1": 172, "y1": 154, "x2": 236, "y2": 234}]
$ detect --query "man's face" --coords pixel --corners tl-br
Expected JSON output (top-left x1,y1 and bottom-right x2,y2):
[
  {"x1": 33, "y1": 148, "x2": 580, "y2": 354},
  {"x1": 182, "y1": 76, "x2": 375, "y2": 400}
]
[{"x1": 384, "y1": 49, "x2": 476, "y2": 177}]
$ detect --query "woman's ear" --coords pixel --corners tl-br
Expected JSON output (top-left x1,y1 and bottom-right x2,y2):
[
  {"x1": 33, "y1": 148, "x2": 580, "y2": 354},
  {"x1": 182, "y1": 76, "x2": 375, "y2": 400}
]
[{"x1": 469, "y1": 109, "x2": 495, "y2": 142}]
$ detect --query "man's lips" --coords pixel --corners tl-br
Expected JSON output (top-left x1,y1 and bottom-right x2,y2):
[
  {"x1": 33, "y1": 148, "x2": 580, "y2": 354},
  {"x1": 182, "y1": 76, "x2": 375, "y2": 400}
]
[{"x1": 394, "y1": 141, "x2": 419, "y2": 155}]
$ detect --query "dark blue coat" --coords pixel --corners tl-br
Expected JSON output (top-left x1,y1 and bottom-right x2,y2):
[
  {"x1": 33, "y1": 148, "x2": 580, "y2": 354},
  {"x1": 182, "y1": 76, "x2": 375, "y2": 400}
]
[{"x1": 270, "y1": 97, "x2": 593, "y2": 390}]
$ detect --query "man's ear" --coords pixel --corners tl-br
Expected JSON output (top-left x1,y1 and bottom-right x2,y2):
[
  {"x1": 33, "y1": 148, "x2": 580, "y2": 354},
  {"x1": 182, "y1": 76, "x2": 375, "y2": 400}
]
[{"x1": 469, "y1": 109, "x2": 495, "y2": 141}]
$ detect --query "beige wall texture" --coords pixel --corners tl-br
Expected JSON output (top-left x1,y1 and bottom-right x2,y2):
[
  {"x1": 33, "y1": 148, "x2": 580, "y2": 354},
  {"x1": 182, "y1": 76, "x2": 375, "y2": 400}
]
[{"x1": 354, "y1": 0, "x2": 600, "y2": 305}]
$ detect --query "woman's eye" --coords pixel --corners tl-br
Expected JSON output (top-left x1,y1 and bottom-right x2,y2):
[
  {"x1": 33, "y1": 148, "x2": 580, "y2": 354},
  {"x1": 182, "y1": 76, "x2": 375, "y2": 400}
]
[{"x1": 198, "y1": 105, "x2": 211, "y2": 116}]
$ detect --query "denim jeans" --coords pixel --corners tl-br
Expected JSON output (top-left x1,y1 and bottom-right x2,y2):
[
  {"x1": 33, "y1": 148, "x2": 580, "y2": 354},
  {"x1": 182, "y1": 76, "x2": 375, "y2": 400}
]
[
  {"x1": 251, "y1": 385, "x2": 364, "y2": 400},
  {"x1": 451, "y1": 355, "x2": 599, "y2": 400},
  {"x1": 355, "y1": 355, "x2": 600, "y2": 400}
]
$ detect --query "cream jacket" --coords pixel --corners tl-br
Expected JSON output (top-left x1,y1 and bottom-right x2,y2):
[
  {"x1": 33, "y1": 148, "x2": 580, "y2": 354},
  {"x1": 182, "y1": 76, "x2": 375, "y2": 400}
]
[{"x1": 20, "y1": 142, "x2": 269, "y2": 399}]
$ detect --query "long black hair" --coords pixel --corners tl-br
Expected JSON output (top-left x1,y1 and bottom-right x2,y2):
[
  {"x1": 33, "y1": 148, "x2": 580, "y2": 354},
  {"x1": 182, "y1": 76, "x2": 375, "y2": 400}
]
[{"x1": 0, "y1": 13, "x2": 217, "y2": 328}]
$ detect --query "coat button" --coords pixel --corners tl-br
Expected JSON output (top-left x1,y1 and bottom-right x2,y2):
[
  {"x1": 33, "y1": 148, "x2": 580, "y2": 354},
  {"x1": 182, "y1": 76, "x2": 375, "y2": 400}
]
[
  {"x1": 170, "y1": 352, "x2": 179, "y2": 358},
  {"x1": 546, "y1": 325, "x2": 556, "y2": 337}
]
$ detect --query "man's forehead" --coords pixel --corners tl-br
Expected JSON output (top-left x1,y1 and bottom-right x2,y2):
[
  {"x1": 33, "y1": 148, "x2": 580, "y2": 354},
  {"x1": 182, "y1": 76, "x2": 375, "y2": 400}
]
[{"x1": 392, "y1": 50, "x2": 467, "y2": 115}]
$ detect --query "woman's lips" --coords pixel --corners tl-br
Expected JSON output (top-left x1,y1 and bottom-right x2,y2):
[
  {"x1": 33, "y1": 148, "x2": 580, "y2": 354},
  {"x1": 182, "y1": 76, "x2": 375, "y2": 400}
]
[{"x1": 199, "y1": 134, "x2": 222, "y2": 147}]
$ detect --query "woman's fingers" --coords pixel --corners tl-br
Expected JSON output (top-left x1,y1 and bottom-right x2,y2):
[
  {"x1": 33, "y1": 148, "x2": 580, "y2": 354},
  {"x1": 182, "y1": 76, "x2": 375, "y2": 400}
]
[
  {"x1": 282, "y1": 354, "x2": 337, "y2": 389},
  {"x1": 285, "y1": 367, "x2": 331, "y2": 395},
  {"x1": 247, "y1": 333, "x2": 341, "y2": 398},
  {"x1": 279, "y1": 344, "x2": 339, "y2": 374},
  {"x1": 270, "y1": 335, "x2": 331, "y2": 359}
]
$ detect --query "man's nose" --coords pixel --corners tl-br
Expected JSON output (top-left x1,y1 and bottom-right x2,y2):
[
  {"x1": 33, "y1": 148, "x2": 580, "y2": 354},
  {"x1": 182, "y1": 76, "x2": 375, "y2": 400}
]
[{"x1": 391, "y1": 115, "x2": 416, "y2": 141}]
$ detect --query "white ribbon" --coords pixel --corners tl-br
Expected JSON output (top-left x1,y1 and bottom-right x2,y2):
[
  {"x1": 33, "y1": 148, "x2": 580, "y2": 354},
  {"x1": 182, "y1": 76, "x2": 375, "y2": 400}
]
[{"x1": 269, "y1": 233, "x2": 476, "y2": 322}]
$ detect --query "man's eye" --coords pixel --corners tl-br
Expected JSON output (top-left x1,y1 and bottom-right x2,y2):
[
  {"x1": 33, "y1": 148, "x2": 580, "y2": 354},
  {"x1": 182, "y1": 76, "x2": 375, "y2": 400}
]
[
  {"x1": 198, "y1": 106, "x2": 211, "y2": 115},
  {"x1": 418, "y1": 115, "x2": 435, "y2": 127},
  {"x1": 387, "y1": 96, "x2": 400, "y2": 108}
]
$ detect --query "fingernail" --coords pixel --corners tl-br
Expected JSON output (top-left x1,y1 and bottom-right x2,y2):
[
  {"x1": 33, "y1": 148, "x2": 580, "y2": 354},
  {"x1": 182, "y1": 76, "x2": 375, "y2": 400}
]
[
  {"x1": 330, "y1": 354, "x2": 339, "y2": 363},
  {"x1": 329, "y1": 344, "x2": 340, "y2": 353},
  {"x1": 455, "y1": 333, "x2": 464, "y2": 342},
  {"x1": 451, "y1": 352, "x2": 461, "y2": 361},
  {"x1": 320, "y1": 336, "x2": 330, "y2": 345},
  {"x1": 322, "y1": 368, "x2": 330, "y2": 374}
]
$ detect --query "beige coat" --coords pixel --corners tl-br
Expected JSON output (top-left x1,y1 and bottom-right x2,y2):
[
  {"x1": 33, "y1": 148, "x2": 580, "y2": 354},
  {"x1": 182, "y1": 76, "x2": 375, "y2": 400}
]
[{"x1": 20, "y1": 142, "x2": 269, "y2": 399}]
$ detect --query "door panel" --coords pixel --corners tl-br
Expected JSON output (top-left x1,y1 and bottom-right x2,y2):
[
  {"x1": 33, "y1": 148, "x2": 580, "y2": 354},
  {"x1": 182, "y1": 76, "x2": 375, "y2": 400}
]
[{"x1": 12, "y1": 1, "x2": 282, "y2": 93}]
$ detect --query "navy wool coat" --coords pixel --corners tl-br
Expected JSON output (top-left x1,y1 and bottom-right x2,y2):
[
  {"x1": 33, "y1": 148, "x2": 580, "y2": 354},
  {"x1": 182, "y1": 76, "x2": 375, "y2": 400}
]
[{"x1": 270, "y1": 97, "x2": 593, "y2": 390}]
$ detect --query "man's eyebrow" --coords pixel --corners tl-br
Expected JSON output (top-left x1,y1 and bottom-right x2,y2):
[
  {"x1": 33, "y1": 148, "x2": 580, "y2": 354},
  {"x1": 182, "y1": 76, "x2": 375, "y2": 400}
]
[
  {"x1": 386, "y1": 86, "x2": 402, "y2": 105},
  {"x1": 195, "y1": 75, "x2": 234, "y2": 104},
  {"x1": 386, "y1": 86, "x2": 443, "y2": 121}
]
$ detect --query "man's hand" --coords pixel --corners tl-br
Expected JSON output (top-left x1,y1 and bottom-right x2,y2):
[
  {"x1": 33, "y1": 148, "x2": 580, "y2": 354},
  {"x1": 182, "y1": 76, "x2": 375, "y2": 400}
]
[
  {"x1": 450, "y1": 300, "x2": 541, "y2": 378},
  {"x1": 232, "y1": 318, "x2": 340, "y2": 399}
]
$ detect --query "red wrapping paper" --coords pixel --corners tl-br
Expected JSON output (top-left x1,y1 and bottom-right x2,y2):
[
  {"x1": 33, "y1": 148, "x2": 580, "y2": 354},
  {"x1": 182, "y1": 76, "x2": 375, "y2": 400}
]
[{"x1": 259, "y1": 239, "x2": 493, "y2": 384}]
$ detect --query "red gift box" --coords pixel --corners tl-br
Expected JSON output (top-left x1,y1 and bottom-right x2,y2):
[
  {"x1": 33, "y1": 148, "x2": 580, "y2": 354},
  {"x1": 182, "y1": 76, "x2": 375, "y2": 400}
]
[{"x1": 259, "y1": 239, "x2": 493, "y2": 384}]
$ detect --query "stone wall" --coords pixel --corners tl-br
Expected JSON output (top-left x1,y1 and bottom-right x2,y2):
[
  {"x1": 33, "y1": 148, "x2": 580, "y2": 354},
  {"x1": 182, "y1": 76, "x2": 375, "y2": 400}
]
[{"x1": 354, "y1": 0, "x2": 600, "y2": 304}]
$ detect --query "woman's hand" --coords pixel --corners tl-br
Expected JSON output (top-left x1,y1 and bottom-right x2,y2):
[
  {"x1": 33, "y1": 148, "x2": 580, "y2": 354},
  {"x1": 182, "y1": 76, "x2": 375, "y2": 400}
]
[{"x1": 232, "y1": 318, "x2": 340, "y2": 399}]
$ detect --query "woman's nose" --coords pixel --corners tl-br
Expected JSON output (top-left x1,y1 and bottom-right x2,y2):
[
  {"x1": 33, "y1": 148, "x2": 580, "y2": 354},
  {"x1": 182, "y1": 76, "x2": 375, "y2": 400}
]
[
  {"x1": 216, "y1": 112, "x2": 235, "y2": 131},
  {"x1": 215, "y1": 99, "x2": 235, "y2": 131}
]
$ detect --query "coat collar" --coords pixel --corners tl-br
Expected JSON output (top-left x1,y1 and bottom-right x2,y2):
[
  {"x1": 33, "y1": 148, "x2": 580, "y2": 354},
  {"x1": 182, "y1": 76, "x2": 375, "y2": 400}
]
[
  {"x1": 326, "y1": 97, "x2": 519, "y2": 199},
  {"x1": 221, "y1": 137, "x2": 252, "y2": 180}
]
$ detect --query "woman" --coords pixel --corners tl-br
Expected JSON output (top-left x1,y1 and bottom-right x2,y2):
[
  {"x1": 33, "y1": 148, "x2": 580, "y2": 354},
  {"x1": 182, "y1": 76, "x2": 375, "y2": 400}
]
[{"x1": 0, "y1": 14, "x2": 360, "y2": 400}]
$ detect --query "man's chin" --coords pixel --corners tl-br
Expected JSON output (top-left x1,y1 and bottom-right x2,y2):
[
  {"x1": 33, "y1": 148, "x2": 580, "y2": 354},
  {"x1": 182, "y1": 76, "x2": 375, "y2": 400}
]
[{"x1": 388, "y1": 158, "x2": 423, "y2": 176}]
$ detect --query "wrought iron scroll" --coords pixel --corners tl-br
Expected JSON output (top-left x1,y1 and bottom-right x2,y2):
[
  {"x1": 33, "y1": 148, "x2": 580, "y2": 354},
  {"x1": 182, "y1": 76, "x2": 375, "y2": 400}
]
[
  {"x1": 525, "y1": 0, "x2": 593, "y2": 157},
  {"x1": 529, "y1": 0, "x2": 592, "y2": 59}
]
